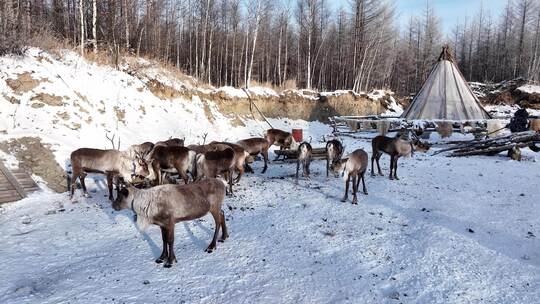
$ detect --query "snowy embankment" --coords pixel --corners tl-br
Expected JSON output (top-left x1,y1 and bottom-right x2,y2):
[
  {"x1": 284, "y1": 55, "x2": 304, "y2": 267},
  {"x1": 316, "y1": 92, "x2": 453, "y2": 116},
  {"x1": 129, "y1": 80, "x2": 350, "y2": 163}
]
[{"x1": 0, "y1": 49, "x2": 539, "y2": 303}]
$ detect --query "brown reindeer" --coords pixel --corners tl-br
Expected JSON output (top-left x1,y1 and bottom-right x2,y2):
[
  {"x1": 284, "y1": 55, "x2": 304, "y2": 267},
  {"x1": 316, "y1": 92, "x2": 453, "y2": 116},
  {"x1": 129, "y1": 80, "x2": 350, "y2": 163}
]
[
  {"x1": 326, "y1": 139, "x2": 344, "y2": 177},
  {"x1": 69, "y1": 148, "x2": 149, "y2": 201},
  {"x1": 196, "y1": 147, "x2": 235, "y2": 195},
  {"x1": 155, "y1": 138, "x2": 185, "y2": 147},
  {"x1": 112, "y1": 178, "x2": 228, "y2": 268},
  {"x1": 236, "y1": 137, "x2": 270, "y2": 173},
  {"x1": 265, "y1": 128, "x2": 298, "y2": 153},
  {"x1": 371, "y1": 135, "x2": 430, "y2": 180},
  {"x1": 330, "y1": 149, "x2": 369, "y2": 204},
  {"x1": 127, "y1": 142, "x2": 154, "y2": 159},
  {"x1": 145, "y1": 145, "x2": 197, "y2": 185},
  {"x1": 296, "y1": 142, "x2": 313, "y2": 181},
  {"x1": 210, "y1": 141, "x2": 250, "y2": 183}
]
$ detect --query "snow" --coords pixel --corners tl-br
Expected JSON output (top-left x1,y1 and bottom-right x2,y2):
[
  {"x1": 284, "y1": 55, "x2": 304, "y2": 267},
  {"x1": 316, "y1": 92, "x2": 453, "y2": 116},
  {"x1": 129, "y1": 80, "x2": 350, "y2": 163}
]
[
  {"x1": 247, "y1": 86, "x2": 279, "y2": 97},
  {"x1": 517, "y1": 84, "x2": 540, "y2": 95},
  {"x1": 1, "y1": 133, "x2": 539, "y2": 303},
  {"x1": 217, "y1": 86, "x2": 248, "y2": 98},
  {"x1": 1, "y1": 49, "x2": 539, "y2": 303}
]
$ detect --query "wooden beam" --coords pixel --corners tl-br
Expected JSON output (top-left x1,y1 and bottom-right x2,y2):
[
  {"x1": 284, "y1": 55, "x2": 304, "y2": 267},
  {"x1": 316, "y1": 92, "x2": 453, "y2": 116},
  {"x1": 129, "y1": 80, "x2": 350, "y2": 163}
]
[{"x1": 0, "y1": 163, "x2": 27, "y2": 199}]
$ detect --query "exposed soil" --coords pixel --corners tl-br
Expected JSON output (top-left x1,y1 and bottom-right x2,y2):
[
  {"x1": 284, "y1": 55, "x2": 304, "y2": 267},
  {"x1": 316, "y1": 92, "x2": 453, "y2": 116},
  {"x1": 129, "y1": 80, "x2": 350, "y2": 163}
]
[
  {"x1": 0, "y1": 137, "x2": 67, "y2": 193},
  {"x1": 5, "y1": 72, "x2": 44, "y2": 94},
  {"x1": 145, "y1": 78, "x2": 389, "y2": 122},
  {"x1": 30, "y1": 93, "x2": 64, "y2": 106}
]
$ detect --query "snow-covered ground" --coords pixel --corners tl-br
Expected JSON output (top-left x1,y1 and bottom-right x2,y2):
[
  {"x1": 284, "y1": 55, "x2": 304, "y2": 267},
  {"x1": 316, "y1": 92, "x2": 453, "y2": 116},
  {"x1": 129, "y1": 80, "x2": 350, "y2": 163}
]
[
  {"x1": 1, "y1": 49, "x2": 539, "y2": 303},
  {"x1": 1, "y1": 130, "x2": 539, "y2": 303}
]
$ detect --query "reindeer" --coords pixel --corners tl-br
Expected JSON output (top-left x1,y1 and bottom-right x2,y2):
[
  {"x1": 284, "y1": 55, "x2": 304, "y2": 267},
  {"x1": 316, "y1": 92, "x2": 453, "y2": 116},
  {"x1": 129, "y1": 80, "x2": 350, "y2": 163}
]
[
  {"x1": 295, "y1": 142, "x2": 313, "y2": 181},
  {"x1": 145, "y1": 145, "x2": 197, "y2": 185},
  {"x1": 196, "y1": 147, "x2": 235, "y2": 195},
  {"x1": 127, "y1": 142, "x2": 154, "y2": 159},
  {"x1": 69, "y1": 148, "x2": 149, "y2": 201},
  {"x1": 371, "y1": 135, "x2": 430, "y2": 180},
  {"x1": 236, "y1": 137, "x2": 270, "y2": 173},
  {"x1": 155, "y1": 137, "x2": 185, "y2": 147},
  {"x1": 330, "y1": 149, "x2": 369, "y2": 204},
  {"x1": 326, "y1": 139, "x2": 344, "y2": 177},
  {"x1": 265, "y1": 129, "x2": 299, "y2": 155},
  {"x1": 112, "y1": 178, "x2": 228, "y2": 268},
  {"x1": 210, "y1": 141, "x2": 250, "y2": 183}
]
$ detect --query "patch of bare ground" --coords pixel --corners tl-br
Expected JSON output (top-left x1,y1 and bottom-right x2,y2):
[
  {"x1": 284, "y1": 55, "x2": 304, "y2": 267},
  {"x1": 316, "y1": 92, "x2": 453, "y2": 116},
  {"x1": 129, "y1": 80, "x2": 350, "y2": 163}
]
[
  {"x1": 30, "y1": 93, "x2": 64, "y2": 106},
  {"x1": 5, "y1": 72, "x2": 47, "y2": 95},
  {"x1": 0, "y1": 137, "x2": 67, "y2": 193},
  {"x1": 113, "y1": 106, "x2": 126, "y2": 123}
]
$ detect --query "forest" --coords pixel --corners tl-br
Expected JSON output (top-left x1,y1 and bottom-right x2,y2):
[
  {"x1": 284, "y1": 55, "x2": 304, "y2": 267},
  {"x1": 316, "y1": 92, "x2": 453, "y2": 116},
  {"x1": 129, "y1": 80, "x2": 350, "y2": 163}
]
[{"x1": 1, "y1": 0, "x2": 539, "y2": 95}]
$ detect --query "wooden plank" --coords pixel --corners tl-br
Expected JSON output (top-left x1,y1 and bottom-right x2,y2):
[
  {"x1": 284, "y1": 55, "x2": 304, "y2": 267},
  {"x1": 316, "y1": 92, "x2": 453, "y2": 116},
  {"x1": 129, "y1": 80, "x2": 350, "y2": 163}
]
[
  {"x1": 0, "y1": 190, "x2": 21, "y2": 199},
  {"x1": 0, "y1": 195, "x2": 23, "y2": 204},
  {"x1": 0, "y1": 163, "x2": 27, "y2": 198}
]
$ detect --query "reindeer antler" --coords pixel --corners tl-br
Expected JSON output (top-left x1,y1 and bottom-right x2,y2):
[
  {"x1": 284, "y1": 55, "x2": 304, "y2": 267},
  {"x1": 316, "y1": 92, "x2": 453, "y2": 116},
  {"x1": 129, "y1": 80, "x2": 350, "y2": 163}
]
[{"x1": 105, "y1": 132, "x2": 121, "y2": 150}]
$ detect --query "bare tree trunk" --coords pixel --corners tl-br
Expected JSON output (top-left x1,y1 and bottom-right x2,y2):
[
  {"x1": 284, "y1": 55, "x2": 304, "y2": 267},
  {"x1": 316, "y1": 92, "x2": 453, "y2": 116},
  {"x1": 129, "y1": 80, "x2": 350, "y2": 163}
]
[
  {"x1": 79, "y1": 0, "x2": 84, "y2": 56},
  {"x1": 92, "y1": 0, "x2": 97, "y2": 53},
  {"x1": 246, "y1": 0, "x2": 261, "y2": 88}
]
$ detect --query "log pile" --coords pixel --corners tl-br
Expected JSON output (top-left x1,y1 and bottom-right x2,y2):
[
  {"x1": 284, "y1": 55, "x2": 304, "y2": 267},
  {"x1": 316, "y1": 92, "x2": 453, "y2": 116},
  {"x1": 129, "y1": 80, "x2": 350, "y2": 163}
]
[{"x1": 433, "y1": 131, "x2": 540, "y2": 157}]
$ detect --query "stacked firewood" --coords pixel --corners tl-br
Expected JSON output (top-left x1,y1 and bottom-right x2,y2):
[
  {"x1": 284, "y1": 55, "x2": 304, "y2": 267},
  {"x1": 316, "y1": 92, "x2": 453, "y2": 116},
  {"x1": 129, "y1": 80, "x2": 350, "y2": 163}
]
[{"x1": 433, "y1": 131, "x2": 540, "y2": 157}]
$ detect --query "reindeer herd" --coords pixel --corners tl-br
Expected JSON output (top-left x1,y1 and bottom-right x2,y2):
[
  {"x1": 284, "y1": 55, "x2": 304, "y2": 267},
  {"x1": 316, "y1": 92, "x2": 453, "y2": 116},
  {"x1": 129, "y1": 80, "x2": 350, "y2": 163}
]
[{"x1": 68, "y1": 128, "x2": 429, "y2": 268}]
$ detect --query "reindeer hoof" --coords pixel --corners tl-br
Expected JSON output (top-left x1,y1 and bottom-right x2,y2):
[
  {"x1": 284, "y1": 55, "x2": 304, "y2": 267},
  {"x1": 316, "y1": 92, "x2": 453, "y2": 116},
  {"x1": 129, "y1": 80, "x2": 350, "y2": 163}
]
[
  {"x1": 218, "y1": 239, "x2": 225, "y2": 243},
  {"x1": 395, "y1": 177, "x2": 400, "y2": 180},
  {"x1": 340, "y1": 198, "x2": 347, "y2": 203},
  {"x1": 378, "y1": 173, "x2": 384, "y2": 176},
  {"x1": 205, "y1": 247, "x2": 215, "y2": 253},
  {"x1": 352, "y1": 201, "x2": 358, "y2": 205},
  {"x1": 163, "y1": 263, "x2": 172, "y2": 268},
  {"x1": 364, "y1": 191, "x2": 369, "y2": 195},
  {"x1": 155, "y1": 258, "x2": 164, "y2": 264}
]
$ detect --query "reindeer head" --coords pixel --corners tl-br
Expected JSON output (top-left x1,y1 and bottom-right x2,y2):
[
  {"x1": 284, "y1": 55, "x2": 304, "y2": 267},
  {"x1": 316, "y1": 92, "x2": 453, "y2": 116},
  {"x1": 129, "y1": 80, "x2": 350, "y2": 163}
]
[
  {"x1": 412, "y1": 140, "x2": 430, "y2": 153},
  {"x1": 133, "y1": 154, "x2": 150, "y2": 179},
  {"x1": 113, "y1": 185, "x2": 132, "y2": 211},
  {"x1": 330, "y1": 158, "x2": 348, "y2": 177}
]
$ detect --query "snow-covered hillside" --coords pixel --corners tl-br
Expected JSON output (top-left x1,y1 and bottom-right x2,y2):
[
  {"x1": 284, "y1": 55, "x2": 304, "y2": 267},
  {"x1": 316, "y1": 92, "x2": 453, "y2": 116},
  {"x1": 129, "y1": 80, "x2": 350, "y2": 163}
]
[{"x1": 0, "y1": 49, "x2": 539, "y2": 304}]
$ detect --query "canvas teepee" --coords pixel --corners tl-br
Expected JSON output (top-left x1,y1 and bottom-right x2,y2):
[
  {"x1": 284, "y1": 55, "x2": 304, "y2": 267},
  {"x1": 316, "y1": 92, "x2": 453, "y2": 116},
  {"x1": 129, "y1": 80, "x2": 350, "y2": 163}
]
[{"x1": 401, "y1": 46, "x2": 491, "y2": 120}]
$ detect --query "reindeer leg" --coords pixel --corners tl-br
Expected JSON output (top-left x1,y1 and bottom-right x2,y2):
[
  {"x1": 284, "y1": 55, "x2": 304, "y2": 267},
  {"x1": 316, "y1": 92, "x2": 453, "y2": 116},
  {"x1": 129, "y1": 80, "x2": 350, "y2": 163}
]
[
  {"x1": 228, "y1": 169, "x2": 234, "y2": 196},
  {"x1": 69, "y1": 172, "x2": 79, "y2": 200},
  {"x1": 295, "y1": 159, "x2": 300, "y2": 181},
  {"x1": 389, "y1": 155, "x2": 395, "y2": 180},
  {"x1": 156, "y1": 226, "x2": 168, "y2": 264},
  {"x1": 164, "y1": 224, "x2": 176, "y2": 268},
  {"x1": 105, "y1": 173, "x2": 115, "y2": 200},
  {"x1": 234, "y1": 164, "x2": 243, "y2": 184},
  {"x1": 219, "y1": 210, "x2": 229, "y2": 242},
  {"x1": 79, "y1": 172, "x2": 91, "y2": 198},
  {"x1": 341, "y1": 174, "x2": 350, "y2": 202},
  {"x1": 376, "y1": 153, "x2": 384, "y2": 176},
  {"x1": 305, "y1": 160, "x2": 311, "y2": 179},
  {"x1": 326, "y1": 156, "x2": 330, "y2": 178},
  {"x1": 371, "y1": 154, "x2": 376, "y2": 177},
  {"x1": 206, "y1": 210, "x2": 221, "y2": 253},
  {"x1": 352, "y1": 174, "x2": 358, "y2": 204},
  {"x1": 261, "y1": 150, "x2": 268, "y2": 173},
  {"x1": 394, "y1": 157, "x2": 400, "y2": 180},
  {"x1": 361, "y1": 171, "x2": 368, "y2": 195}
]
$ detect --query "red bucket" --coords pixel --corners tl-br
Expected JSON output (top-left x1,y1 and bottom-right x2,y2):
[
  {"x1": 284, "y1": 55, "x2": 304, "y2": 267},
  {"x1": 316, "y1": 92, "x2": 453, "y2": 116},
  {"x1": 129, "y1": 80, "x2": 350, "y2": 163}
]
[{"x1": 292, "y1": 128, "x2": 303, "y2": 142}]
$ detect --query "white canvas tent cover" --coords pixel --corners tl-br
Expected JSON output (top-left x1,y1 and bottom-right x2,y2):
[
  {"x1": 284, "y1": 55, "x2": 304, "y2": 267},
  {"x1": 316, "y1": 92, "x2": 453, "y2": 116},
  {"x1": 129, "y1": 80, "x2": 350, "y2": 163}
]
[{"x1": 401, "y1": 46, "x2": 492, "y2": 121}]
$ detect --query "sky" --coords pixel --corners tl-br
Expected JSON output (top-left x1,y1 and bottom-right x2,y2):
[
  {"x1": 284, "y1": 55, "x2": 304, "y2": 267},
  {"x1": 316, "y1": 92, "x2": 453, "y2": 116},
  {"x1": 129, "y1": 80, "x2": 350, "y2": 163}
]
[
  {"x1": 396, "y1": 0, "x2": 508, "y2": 35},
  {"x1": 331, "y1": 0, "x2": 509, "y2": 36}
]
